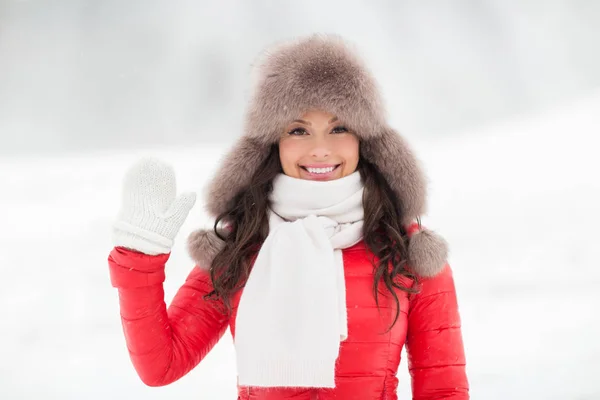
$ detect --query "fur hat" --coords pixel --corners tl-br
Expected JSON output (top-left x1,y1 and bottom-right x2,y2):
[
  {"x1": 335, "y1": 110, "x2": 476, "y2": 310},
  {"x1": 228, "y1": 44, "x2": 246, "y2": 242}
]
[{"x1": 188, "y1": 34, "x2": 448, "y2": 277}]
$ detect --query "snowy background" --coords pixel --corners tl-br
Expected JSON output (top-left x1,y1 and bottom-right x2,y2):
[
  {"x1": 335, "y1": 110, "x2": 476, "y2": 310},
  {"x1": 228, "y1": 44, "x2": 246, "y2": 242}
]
[{"x1": 1, "y1": 1, "x2": 599, "y2": 399}]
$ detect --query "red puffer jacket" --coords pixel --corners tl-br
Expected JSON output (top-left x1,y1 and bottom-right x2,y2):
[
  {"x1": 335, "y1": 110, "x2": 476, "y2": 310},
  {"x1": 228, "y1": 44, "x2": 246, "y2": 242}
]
[{"x1": 108, "y1": 241, "x2": 469, "y2": 399}]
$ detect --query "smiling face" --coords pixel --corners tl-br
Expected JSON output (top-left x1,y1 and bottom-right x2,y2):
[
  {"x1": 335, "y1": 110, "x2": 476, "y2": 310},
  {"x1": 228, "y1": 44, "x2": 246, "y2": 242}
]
[{"x1": 278, "y1": 110, "x2": 360, "y2": 181}]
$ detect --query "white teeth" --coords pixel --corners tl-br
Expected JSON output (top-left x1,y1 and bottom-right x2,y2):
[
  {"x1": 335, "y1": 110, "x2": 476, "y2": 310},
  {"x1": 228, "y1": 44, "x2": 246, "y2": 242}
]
[{"x1": 306, "y1": 166, "x2": 335, "y2": 174}]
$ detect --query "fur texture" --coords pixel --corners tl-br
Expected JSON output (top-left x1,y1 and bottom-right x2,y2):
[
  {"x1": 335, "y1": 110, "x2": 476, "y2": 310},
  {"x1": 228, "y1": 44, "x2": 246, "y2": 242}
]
[
  {"x1": 191, "y1": 33, "x2": 448, "y2": 277},
  {"x1": 206, "y1": 136, "x2": 271, "y2": 217},
  {"x1": 407, "y1": 229, "x2": 449, "y2": 277},
  {"x1": 187, "y1": 229, "x2": 226, "y2": 270}
]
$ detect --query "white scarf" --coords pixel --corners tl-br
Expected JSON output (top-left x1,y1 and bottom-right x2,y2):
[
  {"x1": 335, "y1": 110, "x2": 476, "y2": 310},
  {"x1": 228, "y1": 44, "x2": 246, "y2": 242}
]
[{"x1": 234, "y1": 171, "x2": 364, "y2": 388}]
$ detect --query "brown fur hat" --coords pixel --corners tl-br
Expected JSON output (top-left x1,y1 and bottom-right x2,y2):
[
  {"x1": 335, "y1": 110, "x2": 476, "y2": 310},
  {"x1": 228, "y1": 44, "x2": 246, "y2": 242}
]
[{"x1": 188, "y1": 34, "x2": 448, "y2": 277}]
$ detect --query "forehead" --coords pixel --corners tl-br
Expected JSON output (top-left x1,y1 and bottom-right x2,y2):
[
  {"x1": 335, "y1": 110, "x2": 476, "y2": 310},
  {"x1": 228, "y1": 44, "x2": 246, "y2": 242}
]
[{"x1": 289, "y1": 110, "x2": 339, "y2": 125}]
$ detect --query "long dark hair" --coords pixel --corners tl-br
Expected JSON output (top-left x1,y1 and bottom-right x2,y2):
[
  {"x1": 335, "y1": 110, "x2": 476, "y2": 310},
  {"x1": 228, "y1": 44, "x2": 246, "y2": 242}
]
[{"x1": 206, "y1": 144, "x2": 418, "y2": 330}]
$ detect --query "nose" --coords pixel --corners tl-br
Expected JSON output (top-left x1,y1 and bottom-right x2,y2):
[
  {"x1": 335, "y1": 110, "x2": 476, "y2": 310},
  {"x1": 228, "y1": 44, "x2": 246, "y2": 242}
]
[{"x1": 309, "y1": 137, "x2": 331, "y2": 159}]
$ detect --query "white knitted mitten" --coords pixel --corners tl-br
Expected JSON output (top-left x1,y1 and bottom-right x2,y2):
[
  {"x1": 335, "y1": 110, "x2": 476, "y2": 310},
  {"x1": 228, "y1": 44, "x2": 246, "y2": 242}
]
[{"x1": 112, "y1": 157, "x2": 196, "y2": 255}]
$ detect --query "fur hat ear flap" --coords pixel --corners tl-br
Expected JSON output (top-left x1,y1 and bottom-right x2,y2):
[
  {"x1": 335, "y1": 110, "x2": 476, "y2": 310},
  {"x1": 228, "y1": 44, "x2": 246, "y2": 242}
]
[
  {"x1": 405, "y1": 221, "x2": 448, "y2": 277},
  {"x1": 187, "y1": 228, "x2": 227, "y2": 270},
  {"x1": 360, "y1": 128, "x2": 428, "y2": 226}
]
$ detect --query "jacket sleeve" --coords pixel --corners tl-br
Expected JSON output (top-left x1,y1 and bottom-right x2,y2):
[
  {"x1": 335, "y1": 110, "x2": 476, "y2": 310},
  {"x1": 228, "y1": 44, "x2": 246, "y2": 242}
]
[
  {"x1": 107, "y1": 246, "x2": 229, "y2": 386},
  {"x1": 405, "y1": 264, "x2": 469, "y2": 399}
]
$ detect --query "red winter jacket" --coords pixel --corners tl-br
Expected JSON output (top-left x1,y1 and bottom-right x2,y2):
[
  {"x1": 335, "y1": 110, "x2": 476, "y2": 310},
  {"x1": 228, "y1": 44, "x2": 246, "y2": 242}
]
[{"x1": 108, "y1": 241, "x2": 469, "y2": 399}]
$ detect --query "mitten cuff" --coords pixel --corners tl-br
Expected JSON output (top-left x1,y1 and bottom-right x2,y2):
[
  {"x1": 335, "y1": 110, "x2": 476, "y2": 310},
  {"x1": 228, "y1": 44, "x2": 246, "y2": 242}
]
[{"x1": 112, "y1": 220, "x2": 173, "y2": 255}]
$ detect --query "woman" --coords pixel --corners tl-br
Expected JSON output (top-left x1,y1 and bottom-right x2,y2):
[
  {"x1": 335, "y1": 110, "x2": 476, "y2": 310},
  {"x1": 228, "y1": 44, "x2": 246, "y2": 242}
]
[{"x1": 108, "y1": 34, "x2": 469, "y2": 399}]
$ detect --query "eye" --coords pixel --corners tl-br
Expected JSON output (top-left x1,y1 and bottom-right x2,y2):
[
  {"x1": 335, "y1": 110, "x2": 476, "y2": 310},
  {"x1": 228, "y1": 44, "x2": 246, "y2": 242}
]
[
  {"x1": 288, "y1": 127, "x2": 308, "y2": 136},
  {"x1": 331, "y1": 126, "x2": 348, "y2": 134}
]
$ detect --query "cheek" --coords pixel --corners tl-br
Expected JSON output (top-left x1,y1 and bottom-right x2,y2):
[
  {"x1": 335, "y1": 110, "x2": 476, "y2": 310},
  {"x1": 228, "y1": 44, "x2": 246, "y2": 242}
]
[
  {"x1": 340, "y1": 137, "x2": 360, "y2": 170},
  {"x1": 279, "y1": 141, "x2": 303, "y2": 170}
]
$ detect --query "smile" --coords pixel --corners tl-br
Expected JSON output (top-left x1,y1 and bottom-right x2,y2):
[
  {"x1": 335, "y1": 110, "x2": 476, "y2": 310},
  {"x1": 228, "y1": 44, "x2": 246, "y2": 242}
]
[{"x1": 300, "y1": 164, "x2": 341, "y2": 176}]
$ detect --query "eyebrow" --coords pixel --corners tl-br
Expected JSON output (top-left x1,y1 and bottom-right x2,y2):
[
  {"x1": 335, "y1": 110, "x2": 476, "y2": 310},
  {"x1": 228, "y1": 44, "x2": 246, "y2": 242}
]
[
  {"x1": 292, "y1": 119, "x2": 311, "y2": 126},
  {"x1": 292, "y1": 116, "x2": 339, "y2": 126}
]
